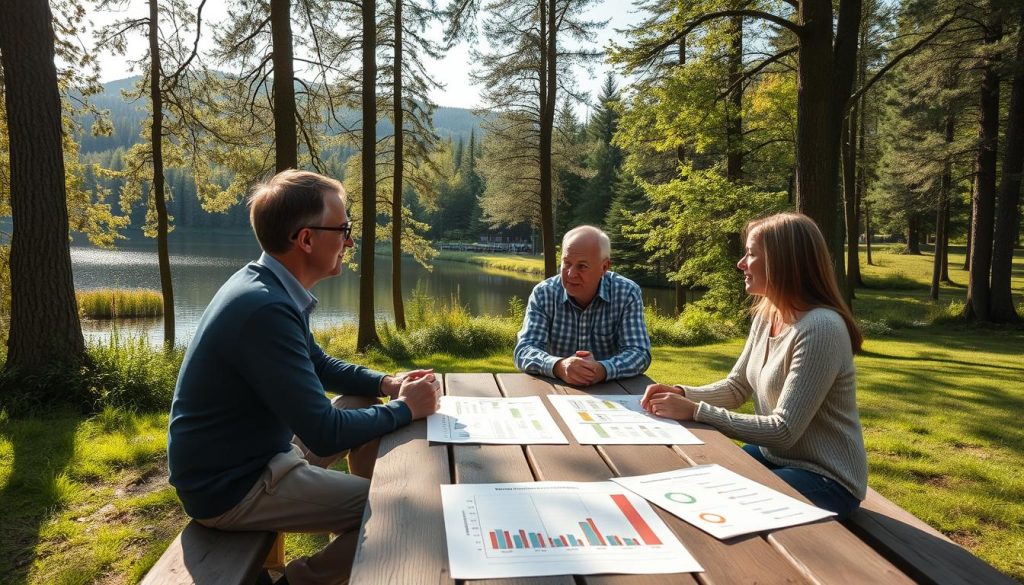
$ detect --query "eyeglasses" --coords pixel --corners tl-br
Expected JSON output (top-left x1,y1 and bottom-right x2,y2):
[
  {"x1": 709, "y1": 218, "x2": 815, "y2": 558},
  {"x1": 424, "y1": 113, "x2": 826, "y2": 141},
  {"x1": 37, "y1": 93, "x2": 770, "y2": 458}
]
[{"x1": 291, "y1": 223, "x2": 354, "y2": 240}]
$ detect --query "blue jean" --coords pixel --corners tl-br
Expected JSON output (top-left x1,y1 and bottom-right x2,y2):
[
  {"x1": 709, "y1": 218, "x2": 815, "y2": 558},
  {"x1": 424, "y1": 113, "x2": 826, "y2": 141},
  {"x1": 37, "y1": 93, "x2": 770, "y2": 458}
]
[{"x1": 742, "y1": 444, "x2": 861, "y2": 520}]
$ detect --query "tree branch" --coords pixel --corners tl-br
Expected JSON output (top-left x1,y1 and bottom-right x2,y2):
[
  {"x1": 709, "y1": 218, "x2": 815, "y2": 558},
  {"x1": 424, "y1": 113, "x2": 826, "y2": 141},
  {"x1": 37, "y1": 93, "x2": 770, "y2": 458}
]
[
  {"x1": 848, "y1": 10, "x2": 961, "y2": 108},
  {"x1": 642, "y1": 9, "x2": 801, "y2": 65},
  {"x1": 715, "y1": 45, "x2": 797, "y2": 101}
]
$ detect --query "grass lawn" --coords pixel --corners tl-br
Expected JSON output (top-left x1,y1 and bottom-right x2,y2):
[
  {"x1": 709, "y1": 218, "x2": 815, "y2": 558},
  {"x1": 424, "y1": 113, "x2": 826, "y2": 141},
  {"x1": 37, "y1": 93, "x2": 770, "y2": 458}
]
[{"x1": 1, "y1": 244, "x2": 1022, "y2": 583}]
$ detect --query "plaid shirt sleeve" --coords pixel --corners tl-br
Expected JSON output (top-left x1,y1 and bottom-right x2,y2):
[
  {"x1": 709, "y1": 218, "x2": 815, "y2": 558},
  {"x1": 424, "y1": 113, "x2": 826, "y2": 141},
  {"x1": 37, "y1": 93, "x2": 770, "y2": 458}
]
[
  {"x1": 513, "y1": 282, "x2": 562, "y2": 377},
  {"x1": 597, "y1": 281, "x2": 652, "y2": 380}
]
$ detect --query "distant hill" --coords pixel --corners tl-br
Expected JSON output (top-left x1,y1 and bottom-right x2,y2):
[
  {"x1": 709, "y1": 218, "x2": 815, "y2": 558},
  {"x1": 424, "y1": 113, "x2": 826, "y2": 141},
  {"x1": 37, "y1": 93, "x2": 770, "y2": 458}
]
[{"x1": 75, "y1": 76, "x2": 489, "y2": 155}]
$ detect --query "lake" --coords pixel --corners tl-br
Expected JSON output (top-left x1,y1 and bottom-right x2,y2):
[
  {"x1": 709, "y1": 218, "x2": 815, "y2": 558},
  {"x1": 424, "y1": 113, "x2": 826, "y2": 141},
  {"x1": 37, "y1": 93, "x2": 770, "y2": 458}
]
[{"x1": 72, "y1": 230, "x2": 679, "y2": 345}]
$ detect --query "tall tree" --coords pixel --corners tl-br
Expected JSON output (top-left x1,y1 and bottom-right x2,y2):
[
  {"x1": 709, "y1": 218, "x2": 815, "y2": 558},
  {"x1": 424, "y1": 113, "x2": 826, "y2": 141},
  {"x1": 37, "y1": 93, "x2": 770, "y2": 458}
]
[
  {"x1": 0, "y1": 0, "x2": 86, "y2": 372},
  {"x1": 990, "y1": 9, "x2": 1024, "y2": 322},
  {"x1": 965, "y1": 5, "x2": 1003, "y2": 321},
  {"x1": 623, "y1": 0, "x2": 861, "y2": 279},
  {"x1": 574, "y1": 73, "x2": 623, "y2": 226},
  {"x1": 471, "y1": 0, "x2": 602, "y2": 276},
  {"x1": 357, "y1": 0, "x2": 380, "y2": 350},
  {"x1": 380, "y1": 0, "x2": 443, "y2": 330},
  {"x1": 96, "y1": 0, "x2": 207, "y2": 347}
]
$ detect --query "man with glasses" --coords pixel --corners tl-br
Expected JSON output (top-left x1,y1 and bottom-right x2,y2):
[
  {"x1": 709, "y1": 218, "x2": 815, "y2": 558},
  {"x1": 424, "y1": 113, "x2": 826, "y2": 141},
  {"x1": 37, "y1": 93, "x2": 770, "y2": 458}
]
[{"x1": 168, "y1": 169, "x2": 440, "y2": 585}]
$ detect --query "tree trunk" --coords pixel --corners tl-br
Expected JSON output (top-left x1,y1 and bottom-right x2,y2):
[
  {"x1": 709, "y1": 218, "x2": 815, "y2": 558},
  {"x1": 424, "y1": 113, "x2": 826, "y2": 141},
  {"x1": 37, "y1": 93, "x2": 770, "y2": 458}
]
[
  {"x1": 391, "y1": 0, "x2": 405, "y2": 330},
  {"x1": 854, "y1": 111, "x2": 867, "y2": 277},
  {"x1": 907, "y1": 215, "x2": 921, "y2": 254},
  {"x1": 930, "y1": 187, "x2": 947, "y2": 300},
  {"x1": 270, "y1": 0, "x2": 297, "y2": 171},
  {"x1": 795, "y1": 0, "x2": 860, "y2": 289},
  {"x1": 538, "y1": 0, "x2": 557, "y2": 277},
  {"x1": 940, "y1": 202, "x2": 951, "y2": 282},
  {"x1": 843, "y1": 102, "x2": 858, "y2": 303},
  {"x1": 941, "y1": 114, "x2": 955, "y2": 283},
  {"x1": 150, "y1": 0, "x2": 175, "y2": 348},
  {"x1": 965, "y1": 13, "x2": 1003, "y2": 321},
  {"x1": 865, "y1": 198, "x2": 873, "y2": 265},
  {"x1": 990, "y1": 12, "x2": 1024, "y2": 322},
  {"x1": 357, "y1": 0, "x2": 380, "y2": 350},
  {"x1": 963, "y1": 183, "x2": 973, "y2": 271},
  {"x1": 0, "y1": 0, "x2": 86, "y2": 373}
]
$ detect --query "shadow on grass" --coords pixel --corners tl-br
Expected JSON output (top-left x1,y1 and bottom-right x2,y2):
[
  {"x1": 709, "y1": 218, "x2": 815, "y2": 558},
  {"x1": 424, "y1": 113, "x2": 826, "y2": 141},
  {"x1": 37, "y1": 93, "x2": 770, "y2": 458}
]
[
  {"x1": 0, "y1": 414, "x2": 78, "y2": 585},
  {"x1": 858, "y1": 347, "x2": 1024, "y2": 373}
]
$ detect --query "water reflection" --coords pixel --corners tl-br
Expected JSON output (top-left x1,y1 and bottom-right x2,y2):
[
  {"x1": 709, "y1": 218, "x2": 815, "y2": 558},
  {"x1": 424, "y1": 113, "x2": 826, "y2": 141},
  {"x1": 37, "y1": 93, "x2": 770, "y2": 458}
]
[{"x1": 72, "y1": 230, "x2": 679, "y2": 345}]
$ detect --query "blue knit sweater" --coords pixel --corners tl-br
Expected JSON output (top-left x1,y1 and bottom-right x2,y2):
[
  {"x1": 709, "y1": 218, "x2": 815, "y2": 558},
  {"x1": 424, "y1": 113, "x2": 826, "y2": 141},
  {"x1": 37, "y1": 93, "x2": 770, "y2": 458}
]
[{"x1": 168, "y1": 262, "x2": 411, "y2": 519}]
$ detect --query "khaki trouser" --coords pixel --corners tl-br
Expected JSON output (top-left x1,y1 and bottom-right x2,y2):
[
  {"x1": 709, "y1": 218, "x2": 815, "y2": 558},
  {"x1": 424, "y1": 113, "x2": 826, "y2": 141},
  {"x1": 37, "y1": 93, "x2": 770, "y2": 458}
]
[{"x1": 196, "y1": 395, "x2": 382, "y2": 585}]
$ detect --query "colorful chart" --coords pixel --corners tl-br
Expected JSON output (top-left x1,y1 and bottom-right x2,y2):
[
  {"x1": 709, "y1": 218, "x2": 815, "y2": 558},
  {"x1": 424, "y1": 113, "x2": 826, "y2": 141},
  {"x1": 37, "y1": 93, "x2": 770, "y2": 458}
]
[
  {"x1": 547, "y1": 394, "x2": 703, "y2": 445},
  {"x1": 612, "y1": 464, "x2": 836, "y2": 540},
  {"x1": 441, "y1": 481, "x2": 702, "y2": 579},
  {"x1": 427, "y1": 396, "x2": 568, "y2": 444}
]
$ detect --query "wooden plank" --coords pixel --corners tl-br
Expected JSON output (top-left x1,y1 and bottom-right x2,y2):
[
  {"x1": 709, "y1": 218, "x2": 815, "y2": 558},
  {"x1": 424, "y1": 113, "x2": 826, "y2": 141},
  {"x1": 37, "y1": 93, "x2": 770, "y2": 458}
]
[
  {"x1": 140, "y1": 521, "x2": 276, "y2": 585},
  {"x1": 583, "y1": 380, "x2": 812, "y2": 585},
  {"x1": 843, "y1": 488, "x2": 1017, "y2": 585},
  {"x1": 617, "y1": 376, "x2": 914, "y2": 585},
  {"x1": 497, "y1": 374, "x2": 700, "y2": 585},
  {"x1": 350, "y1": 377, "x2": 453, "y2": 585},
  {"x1": 446, "y1": 373, "x2": 572, "y2": 585},
  {"x1": 262, "y1": 534, "x2": 284, "y2": 571}
]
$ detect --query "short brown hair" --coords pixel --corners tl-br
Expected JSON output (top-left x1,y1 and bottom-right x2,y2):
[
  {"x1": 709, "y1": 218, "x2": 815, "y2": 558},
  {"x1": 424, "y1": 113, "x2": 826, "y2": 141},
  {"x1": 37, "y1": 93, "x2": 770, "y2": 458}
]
[
  {"x1": 745, "y1": 212, "x2": 863, "y2": 352},
  {"x1": 247, "y1": 170, "x2": 347, "y2": 254}
]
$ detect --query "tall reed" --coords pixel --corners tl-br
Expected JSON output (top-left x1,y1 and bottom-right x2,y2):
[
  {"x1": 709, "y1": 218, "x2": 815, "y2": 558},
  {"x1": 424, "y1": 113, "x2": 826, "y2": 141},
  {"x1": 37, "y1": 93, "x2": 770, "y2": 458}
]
[{"x1": 77, "y1": 289, "x2": 163, "y2": 319}]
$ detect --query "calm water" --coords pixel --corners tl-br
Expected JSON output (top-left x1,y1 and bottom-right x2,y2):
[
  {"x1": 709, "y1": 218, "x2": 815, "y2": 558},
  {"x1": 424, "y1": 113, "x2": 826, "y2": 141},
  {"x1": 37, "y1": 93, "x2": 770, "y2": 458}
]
[{"x1": 72, "y1": 230, "x2": 677, "y2": 344}]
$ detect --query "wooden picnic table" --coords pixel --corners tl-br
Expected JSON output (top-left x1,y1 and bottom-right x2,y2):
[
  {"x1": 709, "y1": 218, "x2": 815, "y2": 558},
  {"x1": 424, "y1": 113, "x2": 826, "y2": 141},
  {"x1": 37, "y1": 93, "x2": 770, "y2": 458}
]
[{"x1": 348, "y1": 373, "x2": 1009, "y2": 585}]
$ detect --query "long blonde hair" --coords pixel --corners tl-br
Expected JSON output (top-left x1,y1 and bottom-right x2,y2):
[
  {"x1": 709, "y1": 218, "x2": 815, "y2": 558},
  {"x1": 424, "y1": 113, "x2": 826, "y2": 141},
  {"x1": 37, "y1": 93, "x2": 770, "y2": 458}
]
[{"x1": 745, "y1": 213, "x2": 863, "y2": 352}]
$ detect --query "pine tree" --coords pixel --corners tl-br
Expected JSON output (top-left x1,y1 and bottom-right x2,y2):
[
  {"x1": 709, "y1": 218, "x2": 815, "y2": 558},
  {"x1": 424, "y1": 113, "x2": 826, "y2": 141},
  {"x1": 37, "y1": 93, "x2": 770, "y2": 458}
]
[
  {"x1": 574, "y1": 73, "x2": 622, "y2": 226},
  {"x1": 471, "y1": 0, "x2": 603, "y2": 275}
]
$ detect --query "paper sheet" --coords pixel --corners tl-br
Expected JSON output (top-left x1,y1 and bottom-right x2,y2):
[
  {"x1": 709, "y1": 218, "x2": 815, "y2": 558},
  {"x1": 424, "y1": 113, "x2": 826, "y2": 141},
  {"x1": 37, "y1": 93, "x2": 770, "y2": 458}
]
[
  {"x1": 441, "y1": 481, "x2": 702, "y2": 579},
  {"x1": 427, "y1": 395, "x2": 568, "y2": 444},
  {"x1": 612, "y1": 464, "x2": 836, "y2": 539},
  {"x1": 546, "y1": 394, "x2": 703, "y2": 444}
]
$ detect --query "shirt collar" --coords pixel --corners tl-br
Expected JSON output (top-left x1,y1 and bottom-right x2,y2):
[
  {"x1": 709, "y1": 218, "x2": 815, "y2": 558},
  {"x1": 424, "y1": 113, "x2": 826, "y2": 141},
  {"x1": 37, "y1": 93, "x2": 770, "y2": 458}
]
[
  {"x1": 256, "y1": 252, "x2": 318, "y2": 315},
  {"x1": 560, "y1": 271, "x2": 612, "y2": 309}
]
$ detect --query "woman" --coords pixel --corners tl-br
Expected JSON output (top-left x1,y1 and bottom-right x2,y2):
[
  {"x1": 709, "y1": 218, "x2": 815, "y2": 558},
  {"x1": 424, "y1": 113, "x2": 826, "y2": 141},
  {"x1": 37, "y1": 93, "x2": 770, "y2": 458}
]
[{"x1": 642, "y1": 212, "x2": 867, "y2": 519}]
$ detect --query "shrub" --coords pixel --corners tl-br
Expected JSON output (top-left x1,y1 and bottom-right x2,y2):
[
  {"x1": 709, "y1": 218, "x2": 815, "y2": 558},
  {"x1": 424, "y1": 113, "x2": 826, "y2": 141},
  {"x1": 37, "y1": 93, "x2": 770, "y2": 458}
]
[
  {"x1": 858, "y1": 319, "x2": 896, "y2": 337},
  {"x1": 863, "y1": 270, "x2": 920, "y2": 290},
  {"x1": 318, "y1": 291, "x2": 522, "y2": 361},
  {"x1": 928, "y1": 300, "x2": 966, "y2": 325},
  {"x1": 86, "y1": 337, "x2": 182, "y2": 412},
  {"x1": 77, "y1": 289, "x2": 163, "y2": 319},
  {"x1": 646, "y1": 305, "x2": 741, "y2": 346}
]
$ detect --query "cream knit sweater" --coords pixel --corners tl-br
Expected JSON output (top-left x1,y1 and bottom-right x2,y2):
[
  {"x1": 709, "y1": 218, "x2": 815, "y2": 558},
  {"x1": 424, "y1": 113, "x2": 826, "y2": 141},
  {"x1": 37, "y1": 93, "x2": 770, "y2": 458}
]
[{"x1": 684, "y1": 307, "x2": 868, "y2": 499}]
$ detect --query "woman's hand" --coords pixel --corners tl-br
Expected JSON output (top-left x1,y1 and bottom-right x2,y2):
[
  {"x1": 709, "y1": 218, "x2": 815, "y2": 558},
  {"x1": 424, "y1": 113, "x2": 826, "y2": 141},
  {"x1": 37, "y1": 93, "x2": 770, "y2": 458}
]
[
  {"x1": 641, "y1": 383, "x2": 681, "y2": 411},
  {"x1": 648, "y1": 393, "x2": 698, "y2": 421}
]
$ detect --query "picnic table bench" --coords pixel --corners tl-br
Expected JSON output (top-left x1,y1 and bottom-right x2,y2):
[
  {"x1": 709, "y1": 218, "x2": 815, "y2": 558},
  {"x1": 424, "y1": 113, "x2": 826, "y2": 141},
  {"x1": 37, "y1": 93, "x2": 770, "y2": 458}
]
[{"x1": 350, "y1": 373, "x2": 1015, "y2": 585}]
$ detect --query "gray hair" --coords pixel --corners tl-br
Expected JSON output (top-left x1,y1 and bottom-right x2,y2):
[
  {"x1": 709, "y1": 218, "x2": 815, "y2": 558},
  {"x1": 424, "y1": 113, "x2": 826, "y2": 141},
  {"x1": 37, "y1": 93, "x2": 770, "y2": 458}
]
[{"x1": 562, "y1": 225, "x2": 611, "y2": 260}]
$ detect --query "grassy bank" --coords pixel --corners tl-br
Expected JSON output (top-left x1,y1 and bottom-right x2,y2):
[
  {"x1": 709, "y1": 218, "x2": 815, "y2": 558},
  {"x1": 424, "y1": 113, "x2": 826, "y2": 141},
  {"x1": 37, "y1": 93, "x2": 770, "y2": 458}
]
[
  {"x1": 1, "y1": 245, "x2": 1022, "y2": 583},
  {"x1": 435, "y1": 250, "x2": 545, "y2": 277}
]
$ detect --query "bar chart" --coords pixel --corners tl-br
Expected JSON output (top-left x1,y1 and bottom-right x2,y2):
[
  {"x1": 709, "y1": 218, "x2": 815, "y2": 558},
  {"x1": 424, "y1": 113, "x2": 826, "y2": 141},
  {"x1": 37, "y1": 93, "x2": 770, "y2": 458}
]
[
  {"x1": 485, "y1": 493, "x2": 662, "y2": 550},
  {"x1": 441, "y1": 481, "x2": 701, "y2": 579}
]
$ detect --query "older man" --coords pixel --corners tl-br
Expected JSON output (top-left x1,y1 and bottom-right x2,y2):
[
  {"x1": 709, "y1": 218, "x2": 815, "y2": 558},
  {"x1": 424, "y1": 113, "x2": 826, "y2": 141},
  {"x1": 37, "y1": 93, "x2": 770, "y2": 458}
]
[
  {"x1": 514, "y1": 225, "x2": 652, "y2": 386},
  {"x1": 168, "y1": 170, "x2": 440, "y2": 585}
]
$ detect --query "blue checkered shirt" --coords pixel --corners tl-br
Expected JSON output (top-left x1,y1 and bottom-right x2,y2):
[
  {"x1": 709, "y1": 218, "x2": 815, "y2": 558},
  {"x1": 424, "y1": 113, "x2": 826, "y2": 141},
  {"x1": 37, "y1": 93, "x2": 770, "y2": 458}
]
[{"x1": 514, "y1": 271, "x2": 652, "y2": 380}]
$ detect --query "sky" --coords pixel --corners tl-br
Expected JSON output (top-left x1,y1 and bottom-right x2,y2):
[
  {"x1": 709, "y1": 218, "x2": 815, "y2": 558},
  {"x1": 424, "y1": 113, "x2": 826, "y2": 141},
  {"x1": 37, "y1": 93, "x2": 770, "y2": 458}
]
[{"x1": 88, "y1": 0, "x2": 644, "y2": 113}]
